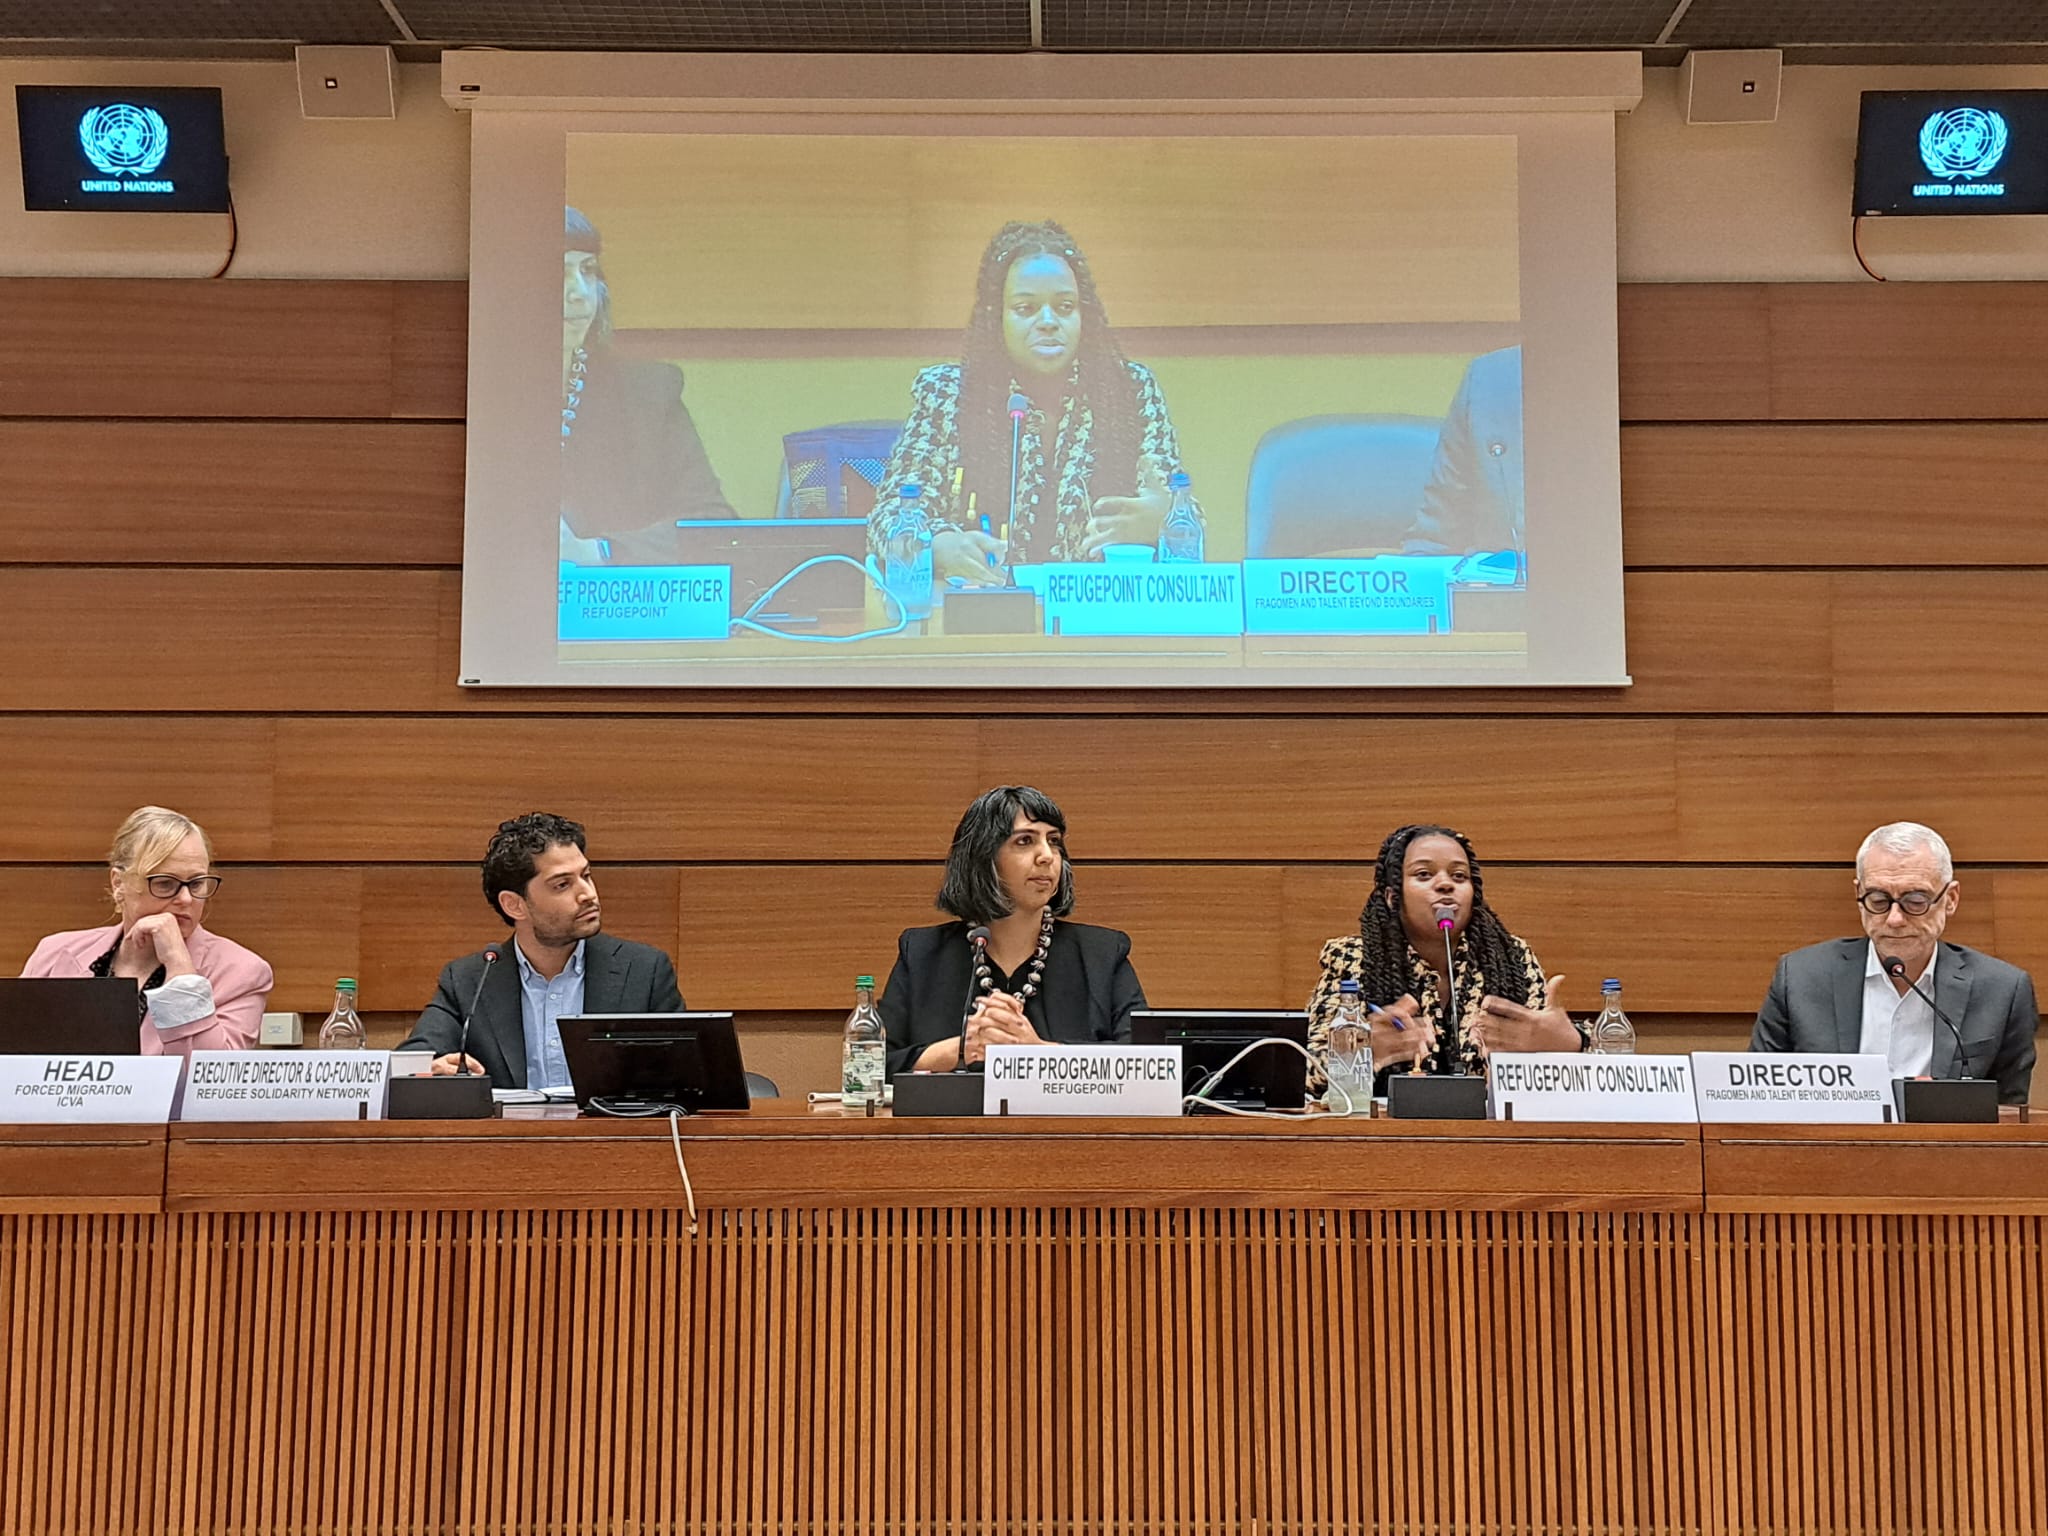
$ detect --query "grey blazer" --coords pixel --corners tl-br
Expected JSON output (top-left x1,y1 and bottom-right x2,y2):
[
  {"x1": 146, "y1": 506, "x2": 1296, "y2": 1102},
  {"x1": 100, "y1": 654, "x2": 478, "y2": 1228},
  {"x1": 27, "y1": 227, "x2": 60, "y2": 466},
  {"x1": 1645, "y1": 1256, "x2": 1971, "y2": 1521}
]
[
  {"x1": 1750, "y1": 938, "x2": 2039, "y2": 1105},
  {"x1": 398, "y1": 933, "x2": 685, "y2": 1089}
]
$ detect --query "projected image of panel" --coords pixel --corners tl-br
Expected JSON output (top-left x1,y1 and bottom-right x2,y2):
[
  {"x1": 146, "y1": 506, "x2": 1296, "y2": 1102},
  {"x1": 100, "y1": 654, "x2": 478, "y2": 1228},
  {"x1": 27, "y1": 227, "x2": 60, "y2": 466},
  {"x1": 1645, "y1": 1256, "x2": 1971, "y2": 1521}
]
[
  {"x1": 553, "y1": 133, "x2": 1525, "y2": 674},
  {"x1": 462, "y1": 108, "x2": 1626, "y2": 688}
]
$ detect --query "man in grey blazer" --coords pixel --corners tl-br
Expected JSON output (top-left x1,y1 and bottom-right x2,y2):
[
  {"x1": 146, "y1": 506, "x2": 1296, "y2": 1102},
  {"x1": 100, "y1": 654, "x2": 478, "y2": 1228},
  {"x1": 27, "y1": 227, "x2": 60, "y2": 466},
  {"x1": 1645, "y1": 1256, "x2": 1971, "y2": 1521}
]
[
  {"x1": 400, "y1": 812, "x2": 684, "y2": 1089},
  {"x1": 1751, "y1": 821, "x2": 2038, "y2": 1105}
]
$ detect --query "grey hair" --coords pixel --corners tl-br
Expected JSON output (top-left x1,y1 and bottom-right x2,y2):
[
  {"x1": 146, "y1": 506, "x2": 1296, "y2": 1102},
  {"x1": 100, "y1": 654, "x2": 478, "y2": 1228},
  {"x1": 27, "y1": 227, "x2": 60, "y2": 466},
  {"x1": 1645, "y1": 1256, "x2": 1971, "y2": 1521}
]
[{"x1": 1856, "y1": 821, "x2": 1954, "y2": 884}]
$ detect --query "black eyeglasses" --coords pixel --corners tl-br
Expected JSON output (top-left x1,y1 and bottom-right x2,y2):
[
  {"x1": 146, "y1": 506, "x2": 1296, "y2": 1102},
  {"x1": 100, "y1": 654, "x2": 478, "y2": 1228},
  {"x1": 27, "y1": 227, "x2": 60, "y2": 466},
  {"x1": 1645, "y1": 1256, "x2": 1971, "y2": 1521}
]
[
  {"x1": 1857, "y1": 885, "x2": 1947, "y2": 916},
  {"x1": 143, "y1": 874, "x2": 222, "y2": 900}
]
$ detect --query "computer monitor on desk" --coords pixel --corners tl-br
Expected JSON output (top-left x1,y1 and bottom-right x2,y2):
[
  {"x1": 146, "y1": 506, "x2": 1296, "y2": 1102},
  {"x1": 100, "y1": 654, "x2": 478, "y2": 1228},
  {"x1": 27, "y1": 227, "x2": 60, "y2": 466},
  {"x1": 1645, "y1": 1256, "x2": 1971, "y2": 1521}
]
[
  {"x1": 1130, "y1": 1009, "x2": 1309, "y2": 1113},
  {"x1": 0, "y1": 977, "x2": 141, "y2": 1056},
  {"x1": 558, "y1": 1012, "x2": 751, "y2": 1116}
]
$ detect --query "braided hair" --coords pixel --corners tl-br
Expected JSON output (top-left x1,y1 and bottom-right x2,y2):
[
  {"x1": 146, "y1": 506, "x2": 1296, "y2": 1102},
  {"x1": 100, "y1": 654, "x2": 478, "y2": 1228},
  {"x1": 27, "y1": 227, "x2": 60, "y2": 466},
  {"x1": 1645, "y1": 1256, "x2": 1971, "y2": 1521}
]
[
  {"x1": 1355, "y1": 824, "x2": 1536, "y2": 1011},
  {"x1": 957, "y1": 220, "x2": 1143, "y2": 557}
]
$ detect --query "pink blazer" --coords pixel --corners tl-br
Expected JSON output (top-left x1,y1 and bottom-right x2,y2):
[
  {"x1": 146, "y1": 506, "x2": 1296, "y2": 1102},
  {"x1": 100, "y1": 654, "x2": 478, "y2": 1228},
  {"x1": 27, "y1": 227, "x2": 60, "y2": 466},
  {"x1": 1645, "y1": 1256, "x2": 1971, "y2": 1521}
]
[{"x1": 21, "y1": 924, "x2": 274, "y2": 1057}]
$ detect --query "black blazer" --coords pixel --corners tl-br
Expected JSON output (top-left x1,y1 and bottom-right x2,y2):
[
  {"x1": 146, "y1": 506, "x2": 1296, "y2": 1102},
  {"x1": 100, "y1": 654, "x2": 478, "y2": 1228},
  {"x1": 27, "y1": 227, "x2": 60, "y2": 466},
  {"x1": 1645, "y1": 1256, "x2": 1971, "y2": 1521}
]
[
  {"x1": 1750, "y1": 938, "x2": 2039, "y2": 1105},
  {"x1": 398, "y1": 933, "x2": 685, "y2": 1089},
  {"x1": 562, "y1": 356, "x2": 735, "y2": 562},
  {"x1": 880, "y1": 919, "x2": 1146, "y2": 1079}
]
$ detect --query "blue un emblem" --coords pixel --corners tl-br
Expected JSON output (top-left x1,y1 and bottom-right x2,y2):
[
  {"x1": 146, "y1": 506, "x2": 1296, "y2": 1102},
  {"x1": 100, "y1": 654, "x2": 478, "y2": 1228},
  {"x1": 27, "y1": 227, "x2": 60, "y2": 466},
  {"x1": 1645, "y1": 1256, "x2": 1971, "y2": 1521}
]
[
  {"x1": 1918, "y1": 108, "x2": 2008, "y2": 181},
  {"x1": 78, "y1": 104, "x2": 171, "y2": 177}
]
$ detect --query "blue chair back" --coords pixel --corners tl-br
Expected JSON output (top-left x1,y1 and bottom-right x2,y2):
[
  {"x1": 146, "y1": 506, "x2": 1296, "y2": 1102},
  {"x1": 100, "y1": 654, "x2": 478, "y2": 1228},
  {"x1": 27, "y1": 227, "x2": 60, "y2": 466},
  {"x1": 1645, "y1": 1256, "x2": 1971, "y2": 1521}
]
[
  {"x1": 1244, "y1": 413, "x2": 1444, "y2": 559},
  {"x1": 777, "y1": 421, "x2": 903, "y2": 519}
]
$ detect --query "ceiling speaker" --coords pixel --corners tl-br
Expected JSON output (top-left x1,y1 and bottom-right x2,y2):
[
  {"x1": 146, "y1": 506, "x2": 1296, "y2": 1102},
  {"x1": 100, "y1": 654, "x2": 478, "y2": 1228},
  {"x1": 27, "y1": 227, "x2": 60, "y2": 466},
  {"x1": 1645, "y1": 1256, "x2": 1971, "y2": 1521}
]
[
  {"x1": 296, "y1": 45, "x2": 396, "y2": 120},
  {"x1": 1680, "y1": 49, "x2": 1781, "y2": 126}
]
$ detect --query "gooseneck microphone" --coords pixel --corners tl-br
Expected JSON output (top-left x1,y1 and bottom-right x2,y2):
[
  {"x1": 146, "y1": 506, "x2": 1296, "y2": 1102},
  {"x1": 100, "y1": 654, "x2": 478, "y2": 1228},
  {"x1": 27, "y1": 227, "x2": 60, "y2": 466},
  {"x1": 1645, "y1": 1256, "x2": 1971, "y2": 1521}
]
[
  {"x1": 1882, "y1": 952, "x2": 1972, "y2": 1078},
  {"x1": 1005, "y1": 392, "x2": 1029, "y2": 563},
  {"x1": 456, "y1": 947, "x2": 499, "y2": 1077},
  {"x1": 1434, "y1": 905, "x2": 1461, "y2": 1074},
  {"x1": 957, "y1": 926, "x2": 992, "y2": 1071}
]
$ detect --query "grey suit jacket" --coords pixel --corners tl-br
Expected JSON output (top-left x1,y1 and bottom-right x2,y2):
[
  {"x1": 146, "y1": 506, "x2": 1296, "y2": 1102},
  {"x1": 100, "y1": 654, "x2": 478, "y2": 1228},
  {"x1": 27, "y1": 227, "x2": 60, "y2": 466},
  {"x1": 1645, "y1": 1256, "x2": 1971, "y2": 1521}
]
[
  {"x1": 398, "y1": 933, "x2": 685, "y2": 1089},
  {"x1": 1750, "y1": 938, "x2": 2039, "y2": 1105}
]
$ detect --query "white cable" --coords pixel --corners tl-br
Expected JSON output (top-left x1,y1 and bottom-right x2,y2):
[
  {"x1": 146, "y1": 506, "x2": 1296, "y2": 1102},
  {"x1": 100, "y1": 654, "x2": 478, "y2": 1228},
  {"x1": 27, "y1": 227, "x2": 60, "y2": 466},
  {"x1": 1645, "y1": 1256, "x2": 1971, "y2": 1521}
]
[
  {"x1": 669, "y1": 1110, "x2": 699, "y2": 1234},
  {"x1": 1181, "y1": 1035, "x2": 1355, "y2": 1120},
  {"x1": 729, "y1": 554, "x2": 912, "y2": 644}
]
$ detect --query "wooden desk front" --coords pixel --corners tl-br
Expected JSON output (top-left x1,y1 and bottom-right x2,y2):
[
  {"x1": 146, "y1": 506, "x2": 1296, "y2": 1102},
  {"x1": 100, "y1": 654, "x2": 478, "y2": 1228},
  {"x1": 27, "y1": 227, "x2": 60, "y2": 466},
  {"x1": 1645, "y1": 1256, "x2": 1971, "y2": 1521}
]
[{"x1": 2, "y1": 1113, "x2": 2043, "y2": 1535}]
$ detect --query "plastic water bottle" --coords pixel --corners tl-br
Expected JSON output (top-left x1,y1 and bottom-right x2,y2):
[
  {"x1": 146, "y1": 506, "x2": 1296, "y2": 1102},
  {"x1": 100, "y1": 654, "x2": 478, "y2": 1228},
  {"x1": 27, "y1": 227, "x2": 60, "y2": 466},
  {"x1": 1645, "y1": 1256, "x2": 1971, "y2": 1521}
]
[
  {"x1": 1324, "y1": 979, "x2": 1369, "y2": 1111},
  {"x1": 1587, "y1": 979, "x2": 1636, "y2": 1055},
  {"x1": 841, "y1": 974, "x2": 886, "y2": 1108},
  {"x1": 1157, "y1": 470, "x2": 1203, "y2": 562},
  {"x1": 881, "y1": 482, "x2": 933, "y2": 620},
  {"x1": 317, "y1": 979, "x2": 366, "y2": 1050}
]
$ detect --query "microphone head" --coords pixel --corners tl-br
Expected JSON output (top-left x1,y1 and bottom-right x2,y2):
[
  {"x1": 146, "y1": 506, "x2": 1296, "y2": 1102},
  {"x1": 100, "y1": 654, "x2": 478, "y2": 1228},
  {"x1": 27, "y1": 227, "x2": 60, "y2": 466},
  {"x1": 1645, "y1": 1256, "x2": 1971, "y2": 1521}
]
[
  {"x1": 1007, "y1": 391, "x2": 1030, "y2": 418},
  {"x1": 967, "y1": 925, "x2": 992, "y2": 947},
  {"x1": 1434, "y1": 904, "x2": 1459, "y2": 931},
  {"x1": 1881, "y1": 953, "x2": 1907, "y2": 978},
  {"x1": 483, "y1": 947, "x2": 499, "y2": 963}
]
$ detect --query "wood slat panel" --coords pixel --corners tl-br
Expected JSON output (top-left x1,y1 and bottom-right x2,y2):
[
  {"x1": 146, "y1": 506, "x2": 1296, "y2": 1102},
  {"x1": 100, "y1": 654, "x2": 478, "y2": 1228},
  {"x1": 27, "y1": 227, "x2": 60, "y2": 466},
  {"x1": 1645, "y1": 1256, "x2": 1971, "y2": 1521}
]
[
  {"x1": 0, "y1": 720, "x2": 276, "y2": 862},
  {"x1": 3, "y1": 280, "x2": 2038, "y2": 428},
  {"x1": 0, "y1": 422, "x2": 466, "y2": 566},
  {"x1": 163, "y1": 1115, "x2": 1705, "y2": 1213},
  {"x1": 10, "y1": 567, "x2": 2045, "y2": 714},
  {"x1": 3, "y1": 714, "x2": 2041, "y2": 866},
  {"x1": 1617, "y1": 283, "x2": 1772, "y2": 422},
  {"x1": 8, "y1": 862, "x2": 2044, "y2": 1018},
  {"x1": 0, "y1": 569, "x2": 455, "y2": 714},
  {"x1": 0, "y1": 281, "x2": 422, "y2": 420},
  {"x1": 1767, "y1": 282, "x2": 2048, "y2": 422},
  {"x1": 1623, "y1": 424, "x2": 2048, "y2": 568}
]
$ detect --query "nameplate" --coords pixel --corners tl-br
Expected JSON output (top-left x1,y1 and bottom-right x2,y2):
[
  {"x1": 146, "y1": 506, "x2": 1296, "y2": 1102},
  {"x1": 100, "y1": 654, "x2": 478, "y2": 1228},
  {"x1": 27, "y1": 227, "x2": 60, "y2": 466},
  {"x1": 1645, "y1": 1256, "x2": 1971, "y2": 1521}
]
[
  {"x1": 983, "y1": 1045, "x2": 1184, "y2": 1116},
  {"x1": 1012, "y1": 563, "x2": 1244, "y2": 636},
  {"x1": 1242, "y1": 558, "x2": 1454, "y2": 636},
  {"x1": 1690, "y1": 1052, "x2": 1893, "y2": 1123},
  {"x1": 0, "y1": 1056, "x2": 183, "y2": 1124},
  {"x1": 180, "y1": 1050, "x2": 390, "y2": 1121},
  {"x1": 1487, "y1": 1053, "x2": 1699, "y2": 1123},
  {"x1": 557, "y1": 564, "x2": 731, "y2": 641}
]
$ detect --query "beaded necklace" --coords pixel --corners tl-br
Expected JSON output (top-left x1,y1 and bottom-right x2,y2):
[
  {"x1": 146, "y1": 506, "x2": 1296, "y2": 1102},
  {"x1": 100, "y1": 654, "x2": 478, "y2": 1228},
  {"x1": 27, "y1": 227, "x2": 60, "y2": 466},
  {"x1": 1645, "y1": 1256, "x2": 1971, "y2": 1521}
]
[
  {"x1": 973, "y1": 907, "x2": 1056, "y2": 1001},
  {"x1": 561, "y1": 347, "x2": 587, "y2": 443}
]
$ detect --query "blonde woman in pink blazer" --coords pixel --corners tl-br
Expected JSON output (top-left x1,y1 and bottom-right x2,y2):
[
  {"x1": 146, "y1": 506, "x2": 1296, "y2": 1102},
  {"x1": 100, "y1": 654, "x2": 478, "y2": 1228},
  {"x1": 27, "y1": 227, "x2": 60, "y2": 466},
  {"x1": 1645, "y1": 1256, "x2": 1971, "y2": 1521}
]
[{"x1": 22, "y1": 806, "x2": 272, "y2": 1057}]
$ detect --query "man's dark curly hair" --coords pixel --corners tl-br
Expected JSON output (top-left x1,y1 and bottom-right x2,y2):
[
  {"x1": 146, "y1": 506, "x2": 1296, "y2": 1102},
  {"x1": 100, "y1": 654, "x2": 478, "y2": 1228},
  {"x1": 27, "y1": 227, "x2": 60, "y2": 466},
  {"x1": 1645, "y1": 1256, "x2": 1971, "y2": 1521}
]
[{"x1": 482, "y1": 812, "x2": 587, "y2": 926}]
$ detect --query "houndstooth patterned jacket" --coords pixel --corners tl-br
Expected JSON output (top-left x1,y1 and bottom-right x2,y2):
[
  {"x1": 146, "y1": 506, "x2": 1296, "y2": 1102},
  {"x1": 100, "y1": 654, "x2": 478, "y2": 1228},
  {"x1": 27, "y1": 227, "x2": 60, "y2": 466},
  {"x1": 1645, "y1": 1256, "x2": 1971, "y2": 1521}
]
[{"x1": 866, "y1": 360, "x2": 1195, "y2": 563}]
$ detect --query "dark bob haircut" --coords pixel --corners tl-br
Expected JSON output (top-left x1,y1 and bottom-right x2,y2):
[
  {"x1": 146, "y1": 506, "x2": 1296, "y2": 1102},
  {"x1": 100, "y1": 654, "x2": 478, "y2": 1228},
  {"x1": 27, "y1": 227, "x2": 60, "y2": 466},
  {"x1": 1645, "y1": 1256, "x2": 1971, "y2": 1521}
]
[
  {"x1": 483, "y1": 812, "x2": 588, "y2": 927},
  {"x1": 936, "y1": 785, "x2": 1075, "y2": 926}
]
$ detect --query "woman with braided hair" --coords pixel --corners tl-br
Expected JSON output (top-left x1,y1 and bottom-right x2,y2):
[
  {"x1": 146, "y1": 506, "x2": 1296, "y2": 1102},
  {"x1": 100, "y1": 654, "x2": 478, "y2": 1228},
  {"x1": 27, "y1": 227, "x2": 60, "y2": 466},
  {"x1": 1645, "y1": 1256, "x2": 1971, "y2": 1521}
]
[
  {"x1": 1305, "y1": 824, "x2": 1583, "y2": 1095},
  {"x1": 867, "y1": 218, "x2": 1200, "y2": 581}
]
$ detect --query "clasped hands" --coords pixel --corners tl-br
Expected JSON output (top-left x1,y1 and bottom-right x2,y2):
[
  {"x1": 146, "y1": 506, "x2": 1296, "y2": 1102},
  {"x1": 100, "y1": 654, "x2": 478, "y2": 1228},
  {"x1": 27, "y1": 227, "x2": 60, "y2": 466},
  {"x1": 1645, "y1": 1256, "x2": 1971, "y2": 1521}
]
[
  {"x1": 958, "y1": 989, "x2": 1044, "y2": 1067},
  {"x1": 1365, "y1": 975, "x2": 1577, "y2": 1073}
]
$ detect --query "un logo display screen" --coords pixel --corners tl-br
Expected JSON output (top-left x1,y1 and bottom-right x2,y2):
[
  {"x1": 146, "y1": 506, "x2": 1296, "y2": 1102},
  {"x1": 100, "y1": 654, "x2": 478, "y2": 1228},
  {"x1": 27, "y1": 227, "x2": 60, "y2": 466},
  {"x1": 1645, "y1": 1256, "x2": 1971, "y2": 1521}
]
[
  {"x1": 1855, "y1": 89, "x2": 2048, "y2": 217},
  {"x1": 16, "y1": 84, "x2": 229, "y2": 212}
]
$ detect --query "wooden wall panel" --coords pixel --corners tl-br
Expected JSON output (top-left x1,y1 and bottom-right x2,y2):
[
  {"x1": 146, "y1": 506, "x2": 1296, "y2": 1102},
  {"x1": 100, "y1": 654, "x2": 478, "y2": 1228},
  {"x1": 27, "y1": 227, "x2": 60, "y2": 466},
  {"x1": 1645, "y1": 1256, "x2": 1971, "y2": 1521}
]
[
  {"x1": 0, "y1": 421, "x2": 466, "y2": 567},
  {"x1": 1617, "y1": 283, "x2": 1771, "y2": 421},
  {"x1": 12, "y1": 566, "x2": 2045, "y2": 716},
  {"x1": 1766, "y1": 282, "x2": 2048, "y2": 421},
  {"x1": 0, "y1": 720, "x2": 277, "y2": 861},
  {"x1": 1622, "y1": 424, "x2": 2048, "y2": 568},
  {"x1": 0, "y1": 569, "x2": 455, "y2": 713},
  {"x1": 7, "y1": 862, "x2": 2044, "y2": 1019},
  {"x1": 0, "y1": 280, "x2": 458, "y2": 420}
]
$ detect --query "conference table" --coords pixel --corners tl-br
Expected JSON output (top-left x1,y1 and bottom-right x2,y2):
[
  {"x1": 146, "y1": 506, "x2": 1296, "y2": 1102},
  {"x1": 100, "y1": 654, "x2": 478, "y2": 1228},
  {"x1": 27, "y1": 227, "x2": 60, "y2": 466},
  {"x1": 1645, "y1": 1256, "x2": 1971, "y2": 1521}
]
[{"x1": 3, "y1": 1108, "x2": 2044, "y2": 1535}]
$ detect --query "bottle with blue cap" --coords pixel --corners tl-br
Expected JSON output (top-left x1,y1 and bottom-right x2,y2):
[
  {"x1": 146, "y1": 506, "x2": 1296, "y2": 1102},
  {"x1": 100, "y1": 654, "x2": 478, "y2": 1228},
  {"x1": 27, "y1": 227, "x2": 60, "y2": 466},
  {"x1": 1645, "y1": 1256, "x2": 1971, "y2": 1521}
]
[
  {"x1": 1587, "y1": 979, "x2": 1635, "y2": 1055},
  {"x1": 1323, "y1": 978, "x2": 1369, "y2": 1110},
  {"x1": 1156, "y1": 469, "x2": 1203, "y2": 562},
  {"x1": 881, "y1": 480, "x2": 934, "y2": 621}
]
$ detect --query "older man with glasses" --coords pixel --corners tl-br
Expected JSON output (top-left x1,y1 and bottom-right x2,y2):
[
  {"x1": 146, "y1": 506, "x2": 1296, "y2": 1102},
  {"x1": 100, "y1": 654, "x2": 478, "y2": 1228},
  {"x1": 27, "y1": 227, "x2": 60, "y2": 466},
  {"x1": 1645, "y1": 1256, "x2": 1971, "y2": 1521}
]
[{"x1": 1750, "y1": 821, "x2": 2039, "y2": 1104}]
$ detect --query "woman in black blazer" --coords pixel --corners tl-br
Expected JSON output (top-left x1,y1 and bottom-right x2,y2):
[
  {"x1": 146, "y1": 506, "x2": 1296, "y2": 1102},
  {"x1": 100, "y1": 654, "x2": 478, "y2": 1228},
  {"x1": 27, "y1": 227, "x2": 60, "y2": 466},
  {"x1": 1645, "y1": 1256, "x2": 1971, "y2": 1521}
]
[{"x1": 881, "y1": 785, "x2": 1146, "y2": 1079}]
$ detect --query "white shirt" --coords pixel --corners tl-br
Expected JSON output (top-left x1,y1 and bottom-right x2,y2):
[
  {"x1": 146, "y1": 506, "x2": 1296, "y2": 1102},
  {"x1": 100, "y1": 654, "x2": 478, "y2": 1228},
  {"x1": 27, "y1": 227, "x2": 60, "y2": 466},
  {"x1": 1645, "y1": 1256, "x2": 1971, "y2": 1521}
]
[{"x1": 1860, "y1": 942, "x2": 1936, "y2": 1079}]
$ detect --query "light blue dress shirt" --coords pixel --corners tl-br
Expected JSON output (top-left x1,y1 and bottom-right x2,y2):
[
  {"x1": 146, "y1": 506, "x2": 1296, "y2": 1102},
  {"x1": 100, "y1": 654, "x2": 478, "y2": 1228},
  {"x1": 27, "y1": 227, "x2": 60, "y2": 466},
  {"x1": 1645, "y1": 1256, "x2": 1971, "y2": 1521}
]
[{"x1": 514, "y1": 939, "x2": 585, "y2": 1092}]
